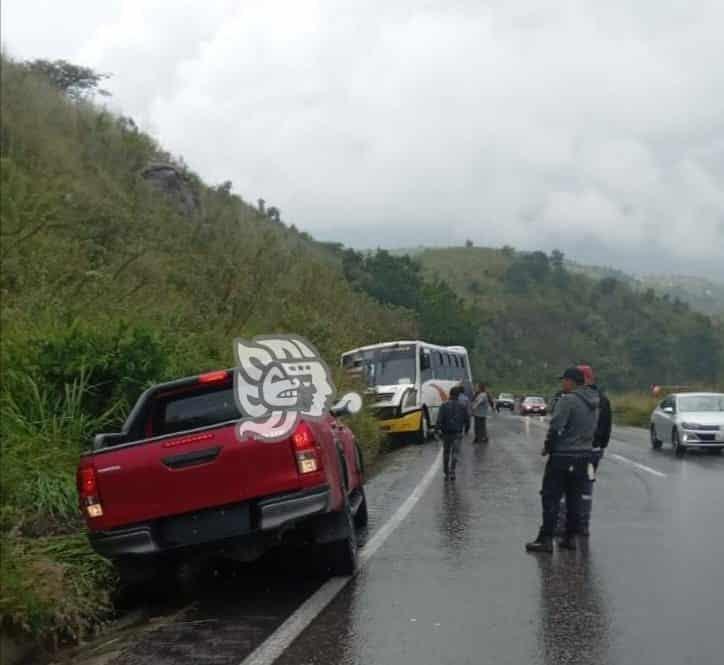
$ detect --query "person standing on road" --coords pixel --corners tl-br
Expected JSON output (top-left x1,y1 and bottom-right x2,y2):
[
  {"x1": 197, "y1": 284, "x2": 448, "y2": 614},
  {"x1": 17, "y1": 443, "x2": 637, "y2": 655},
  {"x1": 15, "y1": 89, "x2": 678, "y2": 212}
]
[
  {"x1": 526, "y1": 367, "x2": 599, "y2": 553},
  {"x1": 458, "y1": 381, "x2": 473, "y2": 436},
  {"x1": 472, "y1": 383, "x2": 494, "y2": 443},
  {"x1": 577, "y1": 364, "x2": 611, "y2": 535},
  {"x1": 555, "y1": 364, "x2": 613, "y2": 536},
  {"x1": 437, "y1": 385, "x2": 470, "y2": 480}
]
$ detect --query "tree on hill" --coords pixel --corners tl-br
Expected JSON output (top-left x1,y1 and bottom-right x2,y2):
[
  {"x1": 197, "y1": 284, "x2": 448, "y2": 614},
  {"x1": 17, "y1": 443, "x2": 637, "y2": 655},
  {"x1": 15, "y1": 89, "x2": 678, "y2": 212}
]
[
  {"x1": 23, "y1": 59, "x2": 111, "y2": 100},
  {"x1": 504, "y1": 251, "x2": 551, "y2": 293}
]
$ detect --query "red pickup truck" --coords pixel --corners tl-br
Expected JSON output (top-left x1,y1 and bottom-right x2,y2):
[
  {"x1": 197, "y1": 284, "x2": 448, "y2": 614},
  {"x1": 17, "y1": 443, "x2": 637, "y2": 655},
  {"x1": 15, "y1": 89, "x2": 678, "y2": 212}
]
[{"x1": 76, "y1": 369, "x2": 367, "y2": 585}]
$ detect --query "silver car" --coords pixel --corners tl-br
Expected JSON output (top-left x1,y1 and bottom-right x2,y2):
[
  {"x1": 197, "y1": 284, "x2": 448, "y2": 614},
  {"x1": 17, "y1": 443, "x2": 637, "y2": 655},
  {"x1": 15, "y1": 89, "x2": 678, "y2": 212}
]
[{"x1": 650, "y1": 392, "x2": 724, "y2": 458}]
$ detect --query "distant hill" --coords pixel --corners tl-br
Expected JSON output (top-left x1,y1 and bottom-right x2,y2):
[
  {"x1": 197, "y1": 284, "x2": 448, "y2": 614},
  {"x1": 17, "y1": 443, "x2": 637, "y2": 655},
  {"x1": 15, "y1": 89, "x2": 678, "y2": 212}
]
[
  {"x1": 639, "y1": 274, "x2": 724, "y2": 317},
  {"x1": 370, "y1": 245, "x2": 724, "y2": 393},
  {"x1": 565, "y1": 262, "x2": 724, "y2": 317}
]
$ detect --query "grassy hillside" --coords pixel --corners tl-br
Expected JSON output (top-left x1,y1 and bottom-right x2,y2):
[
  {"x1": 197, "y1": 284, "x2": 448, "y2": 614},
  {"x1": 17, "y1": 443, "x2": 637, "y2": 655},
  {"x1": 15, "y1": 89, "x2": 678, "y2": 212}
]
[{"x1": 0, "y1": 56, "x2": 416, "y2": 645}]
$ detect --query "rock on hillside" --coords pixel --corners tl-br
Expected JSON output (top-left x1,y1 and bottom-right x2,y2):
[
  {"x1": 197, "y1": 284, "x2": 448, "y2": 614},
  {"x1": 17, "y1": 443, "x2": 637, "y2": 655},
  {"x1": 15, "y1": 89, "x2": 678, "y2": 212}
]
[{"x1": 141, "y1": 162, "x2": 201, "y2": 218}]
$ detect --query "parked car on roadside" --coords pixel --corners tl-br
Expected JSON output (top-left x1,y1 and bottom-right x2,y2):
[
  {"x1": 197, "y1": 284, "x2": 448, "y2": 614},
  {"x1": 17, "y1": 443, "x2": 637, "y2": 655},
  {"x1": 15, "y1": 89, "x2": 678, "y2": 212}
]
[
  {"x1": 496, "y1": 393, "x2": 515, "y2": 411},
  {"x1": 77, "y1": 369, "x2": 367, "y2": 587},
  {"x1": 520, "y1": 396, "x2": 547, "y2": 416},
  {"x1": 650, "y1": 392, "x2": 724, "y2": 458}
]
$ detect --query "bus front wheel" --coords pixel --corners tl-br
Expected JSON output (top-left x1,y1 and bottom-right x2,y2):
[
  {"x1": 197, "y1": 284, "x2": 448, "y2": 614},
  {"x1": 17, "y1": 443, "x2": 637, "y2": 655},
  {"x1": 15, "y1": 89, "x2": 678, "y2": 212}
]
[{"x1": 415, "y1": 408, "x2": 430, "y2": 444}]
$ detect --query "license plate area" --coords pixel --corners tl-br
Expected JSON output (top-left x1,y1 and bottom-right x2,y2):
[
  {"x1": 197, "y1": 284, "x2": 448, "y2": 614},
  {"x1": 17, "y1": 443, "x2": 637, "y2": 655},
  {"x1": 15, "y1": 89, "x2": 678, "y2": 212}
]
[{"x1": 158, "y1": 503, "x2": 251, "y2": 547}]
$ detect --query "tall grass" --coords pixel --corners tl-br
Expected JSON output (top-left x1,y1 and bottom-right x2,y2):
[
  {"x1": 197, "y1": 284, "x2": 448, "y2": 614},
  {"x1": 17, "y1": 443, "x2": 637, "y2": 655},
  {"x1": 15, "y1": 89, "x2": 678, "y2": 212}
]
[
  {"x1": 610, "y1": 392, "x2": 660, "y2": 428},
  {"x1": 0, "y1": 534, "x2": 115, "y2": 645},
  {"x1": 1, "y1": 370, "x2": 121, "y2": 527}
]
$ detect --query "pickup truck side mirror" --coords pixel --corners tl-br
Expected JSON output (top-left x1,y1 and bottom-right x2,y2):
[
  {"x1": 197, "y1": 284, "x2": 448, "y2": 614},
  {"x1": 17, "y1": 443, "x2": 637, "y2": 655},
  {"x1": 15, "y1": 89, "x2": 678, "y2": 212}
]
[
  {"x1": 662, "y1": 406, "x2": 674, "y2": 414},
  {"x1": 330, "y1": 392, "x2": 363, "y2": 418},
  {"x1": 93, "y1": 432, "x2": 128, "y2": 450}
]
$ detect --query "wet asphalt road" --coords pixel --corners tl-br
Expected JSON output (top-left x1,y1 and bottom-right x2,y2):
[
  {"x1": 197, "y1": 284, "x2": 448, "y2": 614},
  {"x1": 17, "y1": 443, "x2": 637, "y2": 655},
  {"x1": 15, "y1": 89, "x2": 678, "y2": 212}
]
[{"x1": 68, "y1": 414, "x2": 724, "y2": 665}]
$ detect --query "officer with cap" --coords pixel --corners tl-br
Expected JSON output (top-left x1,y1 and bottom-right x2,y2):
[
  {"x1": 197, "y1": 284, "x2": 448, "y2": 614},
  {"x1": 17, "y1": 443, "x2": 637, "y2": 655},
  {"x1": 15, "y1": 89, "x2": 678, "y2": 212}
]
[
  {"x1": 554, "y1": 364, "x2": 612, "y2": 537},
  {"x1": 526, "y1": 367, "x2": 600, "y2": 553}
]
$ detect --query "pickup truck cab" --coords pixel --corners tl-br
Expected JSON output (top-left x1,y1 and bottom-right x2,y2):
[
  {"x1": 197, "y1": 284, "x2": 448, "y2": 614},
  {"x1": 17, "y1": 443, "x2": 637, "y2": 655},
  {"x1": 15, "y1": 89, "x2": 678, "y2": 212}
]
[{"x1": 76, "y1": 369, "x2": 367, "y2": 584}]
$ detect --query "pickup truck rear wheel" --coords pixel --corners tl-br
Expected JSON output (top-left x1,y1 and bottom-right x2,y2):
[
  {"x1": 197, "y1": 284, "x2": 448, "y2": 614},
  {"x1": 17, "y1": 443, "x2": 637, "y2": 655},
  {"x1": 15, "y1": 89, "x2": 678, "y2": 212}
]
[
  {"x1": 650, "y1": 425, "x2": 662, "y2": 450},
  {"x1": 114, "y1": 557, "x2": 172, "y2": 595},
  {"x1": 353, "y1": 487, "x2": 368, "y2": 529},
  {"x1": 326, "y1": 501, "x2": 358, "y2": 576}
]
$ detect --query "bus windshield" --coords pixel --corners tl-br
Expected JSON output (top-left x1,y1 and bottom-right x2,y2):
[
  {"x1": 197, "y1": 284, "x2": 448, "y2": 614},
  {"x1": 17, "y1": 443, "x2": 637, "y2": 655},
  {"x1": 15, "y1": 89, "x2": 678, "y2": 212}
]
[{"x1": 343, "y1": 345, "x2": 417, "y2": 387}]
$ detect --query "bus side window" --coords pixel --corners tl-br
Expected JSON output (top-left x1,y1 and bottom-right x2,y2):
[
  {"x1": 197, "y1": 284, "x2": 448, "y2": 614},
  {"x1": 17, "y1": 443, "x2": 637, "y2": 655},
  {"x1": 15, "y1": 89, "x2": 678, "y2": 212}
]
[
  {"x1": 420, "y1": 349, "x2": 433, "y2": 382},
  {"x1": 434, "y1": 351, "x2": 444, "y2": 379}
]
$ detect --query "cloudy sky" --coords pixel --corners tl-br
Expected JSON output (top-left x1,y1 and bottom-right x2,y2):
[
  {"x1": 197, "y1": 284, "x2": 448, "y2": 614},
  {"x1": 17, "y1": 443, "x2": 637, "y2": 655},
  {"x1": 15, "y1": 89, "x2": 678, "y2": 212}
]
[{"x1": 3, "y1": 1, "x2": 723, "y2": 279}]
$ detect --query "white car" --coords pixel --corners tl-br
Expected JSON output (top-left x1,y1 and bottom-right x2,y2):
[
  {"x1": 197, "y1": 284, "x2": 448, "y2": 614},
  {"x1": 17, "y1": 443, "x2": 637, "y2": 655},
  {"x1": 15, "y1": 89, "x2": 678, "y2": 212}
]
[{"x1": 650, "y1": 392, "x2": 724, "y2": 458}]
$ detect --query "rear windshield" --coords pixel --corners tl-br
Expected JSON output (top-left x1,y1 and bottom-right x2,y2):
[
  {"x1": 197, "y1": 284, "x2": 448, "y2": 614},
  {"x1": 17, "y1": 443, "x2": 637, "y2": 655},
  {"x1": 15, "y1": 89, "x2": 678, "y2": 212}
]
[{"x1": 152, "y1": 384, "x2": 241, "y2": 436}]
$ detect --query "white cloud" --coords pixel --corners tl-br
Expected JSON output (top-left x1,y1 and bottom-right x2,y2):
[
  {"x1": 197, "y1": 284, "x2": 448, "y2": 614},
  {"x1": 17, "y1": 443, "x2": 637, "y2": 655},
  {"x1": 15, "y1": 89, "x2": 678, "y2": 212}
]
[{"x1": 2, "y1": 0, "x2": 723, "y2": 278}]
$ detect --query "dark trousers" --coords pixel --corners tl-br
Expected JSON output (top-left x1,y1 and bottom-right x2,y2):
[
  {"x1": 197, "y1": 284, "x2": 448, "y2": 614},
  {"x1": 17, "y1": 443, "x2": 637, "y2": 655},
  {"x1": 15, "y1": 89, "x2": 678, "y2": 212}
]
[
  {"x1": 540, "y1": 456, "x2": 589, "y2": 537},
  {"x1": 474, "y1": 416, "x2": 488, "y2": 442},
  {"x1": 442, "y1": 433, "x2": 463, "y2": 474},
  {"x1": 556, "y1": 450, "x2": 601, "y2": 533}
]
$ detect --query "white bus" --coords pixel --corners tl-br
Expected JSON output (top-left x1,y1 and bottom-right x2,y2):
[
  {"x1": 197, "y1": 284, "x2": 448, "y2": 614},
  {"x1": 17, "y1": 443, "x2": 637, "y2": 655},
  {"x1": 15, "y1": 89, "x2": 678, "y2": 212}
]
[{"x1": 341, "y1": 340, "x2": 472, "y2": 442}]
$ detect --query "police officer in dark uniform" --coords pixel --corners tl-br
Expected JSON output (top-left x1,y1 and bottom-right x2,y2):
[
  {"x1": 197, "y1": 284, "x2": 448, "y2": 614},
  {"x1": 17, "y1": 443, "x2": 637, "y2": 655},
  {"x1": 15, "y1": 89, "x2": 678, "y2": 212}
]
[
  {"x1": 554, "y1": 363, "x2": 612, "y2": 536},
  {"x1": 526, "y1": 367, "x2": 600, "y2": 553}
]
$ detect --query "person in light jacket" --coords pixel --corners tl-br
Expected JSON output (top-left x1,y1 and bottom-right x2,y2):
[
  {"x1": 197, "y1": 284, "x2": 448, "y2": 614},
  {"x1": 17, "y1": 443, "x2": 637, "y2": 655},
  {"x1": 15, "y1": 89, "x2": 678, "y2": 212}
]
[{"x1": 471, "y1": 383, "x2": 495, "y2": 443}]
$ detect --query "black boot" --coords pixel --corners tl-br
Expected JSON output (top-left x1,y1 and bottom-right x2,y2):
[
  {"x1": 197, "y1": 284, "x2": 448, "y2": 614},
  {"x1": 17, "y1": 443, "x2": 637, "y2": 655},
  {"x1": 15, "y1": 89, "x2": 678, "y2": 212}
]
[
  {"x1": 525, "y1": 533, "x2": 553, "y2": 553},
  {"x1": 558, "y1": 535, "x2": 577, "y2": 550}
]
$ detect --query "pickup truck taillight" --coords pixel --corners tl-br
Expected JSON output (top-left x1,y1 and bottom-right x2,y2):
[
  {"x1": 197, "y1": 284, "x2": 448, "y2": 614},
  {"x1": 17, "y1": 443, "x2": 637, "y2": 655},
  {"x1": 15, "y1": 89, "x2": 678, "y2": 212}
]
[
  {"x1": 77, "y1": 466, "x2": 104, "y2": 518},
  {"x1": 292, "y1": 421, "x2": 323, "y2": 474}
]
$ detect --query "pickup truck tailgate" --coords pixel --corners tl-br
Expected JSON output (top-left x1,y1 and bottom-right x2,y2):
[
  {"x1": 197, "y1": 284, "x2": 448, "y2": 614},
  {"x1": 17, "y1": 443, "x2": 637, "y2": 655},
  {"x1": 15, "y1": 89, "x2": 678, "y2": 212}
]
[
  {"x1": 88, "y1": 379, "x2": 303, "y2": 530},
  {"x1": 91, "y1": 426, "x2": 303, "y2": 530}
]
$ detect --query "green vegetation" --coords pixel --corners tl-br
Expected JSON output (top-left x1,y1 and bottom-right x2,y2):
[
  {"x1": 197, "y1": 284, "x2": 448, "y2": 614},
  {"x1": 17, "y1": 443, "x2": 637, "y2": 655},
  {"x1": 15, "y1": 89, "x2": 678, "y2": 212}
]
[
  {"x1": 566, "y1": 261, "x2": 724, "y2": 318},
  {"x1": 610, "y1": 393, "x2": 661, "y2": 428},
  {"x1": 0, "y1": 56, "x2": 413, "y2": 645},
  {"x1": 418, "y1": 248, "x2": 723, "y2": 394},
  {"x1": 342, "y1": 245, "x2": 723, "y2": 396}
]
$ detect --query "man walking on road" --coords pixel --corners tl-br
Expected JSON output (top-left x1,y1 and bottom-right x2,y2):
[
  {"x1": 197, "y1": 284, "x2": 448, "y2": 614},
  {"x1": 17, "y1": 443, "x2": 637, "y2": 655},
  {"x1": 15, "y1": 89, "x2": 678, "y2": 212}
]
[
  {"x1": 526, "y1": 367, "x2": 599, "y2": 553},
  {"x1": 438, "y1": 385, "x2": 470, "y2": 480}
]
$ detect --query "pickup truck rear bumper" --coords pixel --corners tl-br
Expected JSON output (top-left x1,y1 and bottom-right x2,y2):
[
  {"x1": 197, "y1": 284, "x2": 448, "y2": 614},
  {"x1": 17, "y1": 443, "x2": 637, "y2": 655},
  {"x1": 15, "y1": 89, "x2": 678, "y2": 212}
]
[{"x1": 89, "y1": 485, "x2": 330, "y2": 559}]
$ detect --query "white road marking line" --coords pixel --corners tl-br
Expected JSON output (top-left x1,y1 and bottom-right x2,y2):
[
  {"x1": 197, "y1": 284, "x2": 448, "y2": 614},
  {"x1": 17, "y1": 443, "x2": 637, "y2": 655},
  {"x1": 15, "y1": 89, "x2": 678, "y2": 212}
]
[
  {"x1": 240, "y1": 447, "x2": 443, "y2": 665},
  {"x1": 609, "y1": 453, "x2": 667, "y2": 478}
]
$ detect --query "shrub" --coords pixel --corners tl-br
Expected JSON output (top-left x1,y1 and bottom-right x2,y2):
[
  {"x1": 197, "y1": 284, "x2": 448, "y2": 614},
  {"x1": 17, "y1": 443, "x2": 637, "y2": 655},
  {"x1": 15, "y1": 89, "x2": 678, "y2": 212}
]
[
  {"x1": 611, "y1": 393, "x2": 659, "y2": 427},
  {"x1": 0, "y1": 535, "x2": 115, "y2": 645}
]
